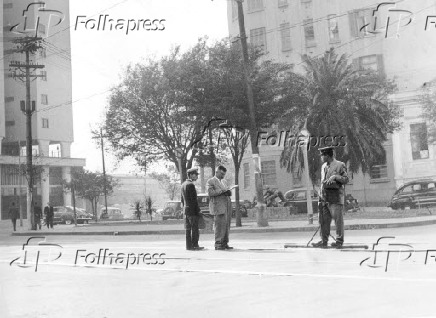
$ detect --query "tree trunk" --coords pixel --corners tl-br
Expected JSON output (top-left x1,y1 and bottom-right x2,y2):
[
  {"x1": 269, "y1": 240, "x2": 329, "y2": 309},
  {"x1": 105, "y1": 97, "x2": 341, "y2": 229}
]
[
  {"x1": 234, "y1": 165, "x2": 242, "y2": 227},
  {"x1": 208, "y1": 129, "x2": 216, "y2": 175},
  {"x1": 200, "y1": 164, "x2": 206, "y2": 193}
]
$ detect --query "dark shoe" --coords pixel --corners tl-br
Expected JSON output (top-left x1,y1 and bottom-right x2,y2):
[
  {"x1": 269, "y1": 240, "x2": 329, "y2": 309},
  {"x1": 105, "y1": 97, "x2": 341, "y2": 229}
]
[
  {"x1": 215, "y1": 246, "x2": 226, "y2": 250},
  {"x1": 224, "y1": 245, "x2": 234, "y2": 250},
  {"x1": 311, "y1": 241, "x2": 327, "y2": 248},
  {"x1": 331, "y1": 242, "x2": 343, "y2": 248},
  {"x1": 192, "y1": 246, "x2": 204, "y2": 250}
]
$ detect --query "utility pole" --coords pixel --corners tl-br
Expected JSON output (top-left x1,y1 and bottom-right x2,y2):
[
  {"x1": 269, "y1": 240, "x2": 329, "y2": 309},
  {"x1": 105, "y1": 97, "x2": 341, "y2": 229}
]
[
  {"x1": 9, "y1": 36, "x2": 44, "y2": 230},
  {"x1": 235, "y1": 0, "x2": 268, "y2": 226}
]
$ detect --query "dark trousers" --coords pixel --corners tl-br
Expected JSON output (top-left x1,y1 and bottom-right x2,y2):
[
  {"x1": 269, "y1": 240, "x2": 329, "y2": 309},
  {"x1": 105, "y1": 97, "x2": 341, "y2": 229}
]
[
  {"x1": 46, "y1": 217, "x2": 53, "y2": 229},
  {"x1": 185, "y1": 215, "x2": 200, "y2": 250},
  {"x1": 319, "y1": 203, "x2": 344, "y2": 244},
  {"x1": 35, "y1": 218, "x2": 41, "y2": 230},
  {"x1": 11, "y1": 218, "x2": 17, "y2": 231}
]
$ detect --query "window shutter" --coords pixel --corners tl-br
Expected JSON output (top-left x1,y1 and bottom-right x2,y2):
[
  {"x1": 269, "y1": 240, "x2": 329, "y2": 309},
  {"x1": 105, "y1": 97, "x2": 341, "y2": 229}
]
[
  {"x1": 348, "y1": 12, "x2": 357, "y2": 37},
  {"x1": 377, "y1": 54, "x2": 385, "y2": 77}
]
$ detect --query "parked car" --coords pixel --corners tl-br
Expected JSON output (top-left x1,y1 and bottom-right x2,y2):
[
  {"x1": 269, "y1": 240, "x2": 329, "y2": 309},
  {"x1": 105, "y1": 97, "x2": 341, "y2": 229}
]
[
  {"x1": 283, "y1": 189, "x2": 319, "y2": 214},
  {"x1": 161, "y1": 201, "x2": 182, "y2": 220},
  {"x1": 53, "y1": 206, "x2": 92, "y2": 225},
  {"x1": 100, "y1": 207, "x2": 124, "y2": 220},
  {"x1": 196, "y1": 193, "x2": 247, "y2": 218},
  {"x1": 388, "y1": 179, "x2": 436, "y2": 210}
]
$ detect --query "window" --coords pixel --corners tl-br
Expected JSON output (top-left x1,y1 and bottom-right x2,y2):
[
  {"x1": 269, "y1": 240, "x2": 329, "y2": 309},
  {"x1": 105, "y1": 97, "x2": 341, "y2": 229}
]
[
  {"x1": 42, "y1": 118, "x2": 49, "y2": 128},
  {"x1": 428, "y1": 182, "x2": 436, "y2": 190},
  {"x1": 261, "y1": 160, "x2": 277, "y2": 186},
  {"x1": 247, "y1": 0, "x2": 263, "y2": 12},
  {"x1": 304, "y1": 19, "x2": 315, "y2": 47},
  {"x1": 328, "y1": 15, "x2": 340, "y2": 42},
  {"x1": 5, "y1": 96, "x2": 14, "y2": 103},
  {"x1": 278, "y1": 0, "x2": 288, "y2": 7},
  {"x1": 280, "y1": 23, "x2": 292, "y2": 51},
  {"x1": 40, "y1": 71, "x2": 47, "y2": 81},
  {"x1": 41, "y1": 94, "x2": 48, "y2": 105},
  {"x1": 5, "y1": 120, "x2": 15, "y2": 127},
  {"x1": 410, "y1": 123, "x2": 429, "y2": 160},
  {"x1": 349, "y1": 9, "x2": 372, "y2": 38},
  {"x1": 231, "y1": 0, "x2": 238, "y2": 20},
  {"x1": 3, "y1": 3, "x2": 13, "y2": 9},
  {"x1": 243, "y1": 163, "x2": 250, "y2": 189},
  {"x1": 354, "y1": 54, "x2": 385, "y2": 76},
  {"x1": 401, "y1": 185, "x2": 413, "y2": 193},
  {"x1": 370, "y1": 165, "x2": 388, "y2": 180},
  {"x1": 250, "y1": 27, "x2": 267, "y2": 52},
  {"x1": 301, "y1": 0, "x2": 311, "y2": 3}
]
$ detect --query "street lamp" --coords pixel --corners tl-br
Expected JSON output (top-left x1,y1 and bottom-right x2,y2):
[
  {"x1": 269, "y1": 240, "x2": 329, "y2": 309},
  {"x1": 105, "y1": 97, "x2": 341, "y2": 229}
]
[{"x1": 300, "y1": 124, "x2": 314, "y2": 224}]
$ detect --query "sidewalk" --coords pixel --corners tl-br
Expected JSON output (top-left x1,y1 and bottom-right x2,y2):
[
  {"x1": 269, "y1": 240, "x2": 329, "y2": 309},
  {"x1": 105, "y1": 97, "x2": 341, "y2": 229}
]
[{"x1": 4, "y1": 214, "x2": 436, "y2": 236}]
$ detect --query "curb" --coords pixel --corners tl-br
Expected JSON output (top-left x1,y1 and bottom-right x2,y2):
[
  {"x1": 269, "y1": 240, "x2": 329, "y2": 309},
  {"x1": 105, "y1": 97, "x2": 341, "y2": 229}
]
[{"x1": 10, "y1": 218, "x2": 436, "y2": 236}]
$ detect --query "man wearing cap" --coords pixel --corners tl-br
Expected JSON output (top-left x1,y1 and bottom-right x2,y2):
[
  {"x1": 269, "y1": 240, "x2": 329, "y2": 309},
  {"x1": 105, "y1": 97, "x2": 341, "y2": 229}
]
[
  {"x1": 312, "y1": 146, "x2": 349, "y2": 248},
  {"x1": 207, "y1": 165, "x2": 234, "y2": 250},
  {"x1": 181, "y1": 167, "x2": 204, "y2": 251}
]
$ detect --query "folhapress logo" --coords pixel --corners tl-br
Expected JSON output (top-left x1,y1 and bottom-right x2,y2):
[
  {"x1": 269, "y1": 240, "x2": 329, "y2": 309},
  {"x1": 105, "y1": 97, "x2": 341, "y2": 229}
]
[{"x1": 10, "y1": 2, "x2": 65, "y2": 37}]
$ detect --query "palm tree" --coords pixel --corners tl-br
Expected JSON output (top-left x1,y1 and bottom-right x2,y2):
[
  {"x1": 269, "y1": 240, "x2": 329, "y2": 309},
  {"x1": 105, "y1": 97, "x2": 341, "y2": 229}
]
[{"x1": 280, "y1": 48, "x2": 400, "y2": 184}]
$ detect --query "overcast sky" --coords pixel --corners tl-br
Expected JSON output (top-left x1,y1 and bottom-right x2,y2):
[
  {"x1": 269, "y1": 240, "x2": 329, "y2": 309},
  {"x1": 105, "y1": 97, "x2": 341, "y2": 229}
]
[{"x1": 69, "y1": 0, "x2": 229, "y2": 175}]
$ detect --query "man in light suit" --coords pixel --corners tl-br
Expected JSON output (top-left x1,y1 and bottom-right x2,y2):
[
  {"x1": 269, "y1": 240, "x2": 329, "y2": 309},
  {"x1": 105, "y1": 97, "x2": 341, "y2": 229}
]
[
  {"x1": 312, "y1": 146, "x2": 349, "y2": 248},
  {"x1": 181, "y1": 167, "x2": 204, "y2": 251},
  {"x1": 207, "y1": 165, "x2": 234, "y2": 250}
]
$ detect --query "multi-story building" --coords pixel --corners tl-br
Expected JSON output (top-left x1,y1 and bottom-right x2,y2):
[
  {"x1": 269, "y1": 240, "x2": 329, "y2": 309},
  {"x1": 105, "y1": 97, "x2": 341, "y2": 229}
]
[
  {"x1": 1, "y1": 0, "x2": 85, "y2": 219},
  {"x1": 227, "y1": 0, "x2": 436, "y2": 206}
]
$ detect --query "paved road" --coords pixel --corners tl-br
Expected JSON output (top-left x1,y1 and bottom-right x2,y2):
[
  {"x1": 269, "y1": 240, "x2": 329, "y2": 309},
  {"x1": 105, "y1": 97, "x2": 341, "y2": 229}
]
[{"x1": 2, "y1": 226, "x2": 436, "y2": 318}]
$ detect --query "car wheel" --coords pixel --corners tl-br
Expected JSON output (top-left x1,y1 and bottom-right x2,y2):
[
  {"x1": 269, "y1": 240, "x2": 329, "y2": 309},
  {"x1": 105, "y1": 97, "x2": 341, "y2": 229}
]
[{"x1": 65, "y1": 219, "x2": 72, "y2": 225}]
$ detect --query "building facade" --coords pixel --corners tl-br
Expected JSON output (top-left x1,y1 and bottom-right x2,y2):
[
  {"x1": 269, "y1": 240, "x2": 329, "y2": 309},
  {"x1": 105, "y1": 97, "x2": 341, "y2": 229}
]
[
  {"x1": 1, "y1": 0, "x2": 85, "y2": 219},
  {"x1": 227, "y1": 0, "x2": 436, "y2": 206}
]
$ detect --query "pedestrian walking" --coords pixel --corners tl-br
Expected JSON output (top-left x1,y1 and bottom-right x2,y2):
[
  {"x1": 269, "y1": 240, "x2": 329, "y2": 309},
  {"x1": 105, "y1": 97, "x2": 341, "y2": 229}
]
[
  {"x1": 8, "y1": 202, "x2": 20, "y2": 231},
  {"x1": 312, "y1": 146, "x2": 349, "y2": 248},
  {"x1": 181, "y1": 167, "x2": 204, "y2": 251},
  {"x1": 207, "y1": 166, "x2": 234, "y2": 250},
  {"x1": 34, "y1": 202, "x2": 42, "y2": 230},
  {"x1": 44, "y1": 202, "x2": 54, "y2": 229}
]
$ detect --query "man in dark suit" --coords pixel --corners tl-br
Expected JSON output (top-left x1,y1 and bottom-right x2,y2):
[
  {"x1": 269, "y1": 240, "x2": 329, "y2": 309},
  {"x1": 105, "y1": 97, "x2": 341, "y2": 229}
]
[
  {"x1": 312, "y1": 146, "x2": 349, "y2": 248},
  {"x1": 181, "y1": 168, "x2": 204, "y2": 251},
  {"x1": 34, "y1": 202, "x2": 43, "y2": 230},
  {"x1": 8, "y1": 202, "x2": 20, "y2": 231},
  {"x1": 44, "y1": 202, "x2": 54, "y2": 229}
]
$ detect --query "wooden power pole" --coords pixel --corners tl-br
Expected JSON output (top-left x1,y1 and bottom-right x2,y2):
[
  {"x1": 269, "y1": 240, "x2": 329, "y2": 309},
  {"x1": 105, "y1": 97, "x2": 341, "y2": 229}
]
[{"x1": 9, "y1": 36, "x2": 44, "y2": 230}]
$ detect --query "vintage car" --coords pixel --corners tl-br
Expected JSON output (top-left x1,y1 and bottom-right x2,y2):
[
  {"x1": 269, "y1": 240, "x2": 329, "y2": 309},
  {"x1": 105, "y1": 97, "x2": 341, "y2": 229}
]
[
  {"x1": 388, "y1": 179, "x2": 436, "y2": 210},
  {"x1": 196, "y1": 193, "x2": 247, "y2": 218},
  {"x1": 100, "y1": 207, "x2": 124, "y2": 220},
  {"x1": 283, "y1": 189, "x2": 319, "y2": 214},
  {"x1": 161, "y1": 201, "x2": 183, "y2": 220},
  {"x1": 53, "y1": 206, "x2": 93, "y2": 225}
]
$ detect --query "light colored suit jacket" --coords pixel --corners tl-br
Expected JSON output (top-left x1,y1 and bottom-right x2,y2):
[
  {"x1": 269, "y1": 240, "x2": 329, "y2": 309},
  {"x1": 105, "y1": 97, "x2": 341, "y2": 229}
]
[
  {"x1": 207, "y1": 176, "x2": 232, "y2": 216},
  {"x1": 320, "y1": 159, "x2": 349, "y2": 204}
]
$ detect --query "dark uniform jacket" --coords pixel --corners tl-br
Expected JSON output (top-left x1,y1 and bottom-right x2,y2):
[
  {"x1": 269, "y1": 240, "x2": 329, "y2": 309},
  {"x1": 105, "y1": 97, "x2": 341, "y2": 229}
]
[
  {"x1": 34, "y1": 206, "x2": 43, "y2": 220},
  {"x1": 8, "y1": 207, "x2": 19, "y2": 219},
  {"x1": 44, "y1": 205, "x2": 54, "y2": 218},
  {"x1": 181, "y1": 179, "x2": 200, "y2": 216}
]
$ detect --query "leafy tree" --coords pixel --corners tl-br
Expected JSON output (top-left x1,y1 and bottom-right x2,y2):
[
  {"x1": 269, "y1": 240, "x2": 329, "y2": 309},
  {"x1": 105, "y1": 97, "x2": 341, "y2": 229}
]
[
  {"x1": 149, "y1": 166, "x2": 181, "y2": 200},
  {"x1": 63, "y1": 168, "x2": 119, "y2": 221},
  {"x1": 280, "y1": 49, "x2": 400, "y2": 183},
  {"x1": 144, "y1": 196, "x2": 155, "y2": 221}
]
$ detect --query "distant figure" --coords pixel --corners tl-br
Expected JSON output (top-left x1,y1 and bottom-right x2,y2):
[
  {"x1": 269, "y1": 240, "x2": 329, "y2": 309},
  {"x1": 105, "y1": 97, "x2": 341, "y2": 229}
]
[
  {"x1": 8, "y1": 202, "x2": 20, "y2": 231},
  {"x1": 207, "y1": 165, "x2": 233, "y2": 250},
  {"x1": 34, "y1": 202, "x2": 43, "y2": 230},
  {"x1": 44, "y1": 202, "x2": 54, "y2": 229}
]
